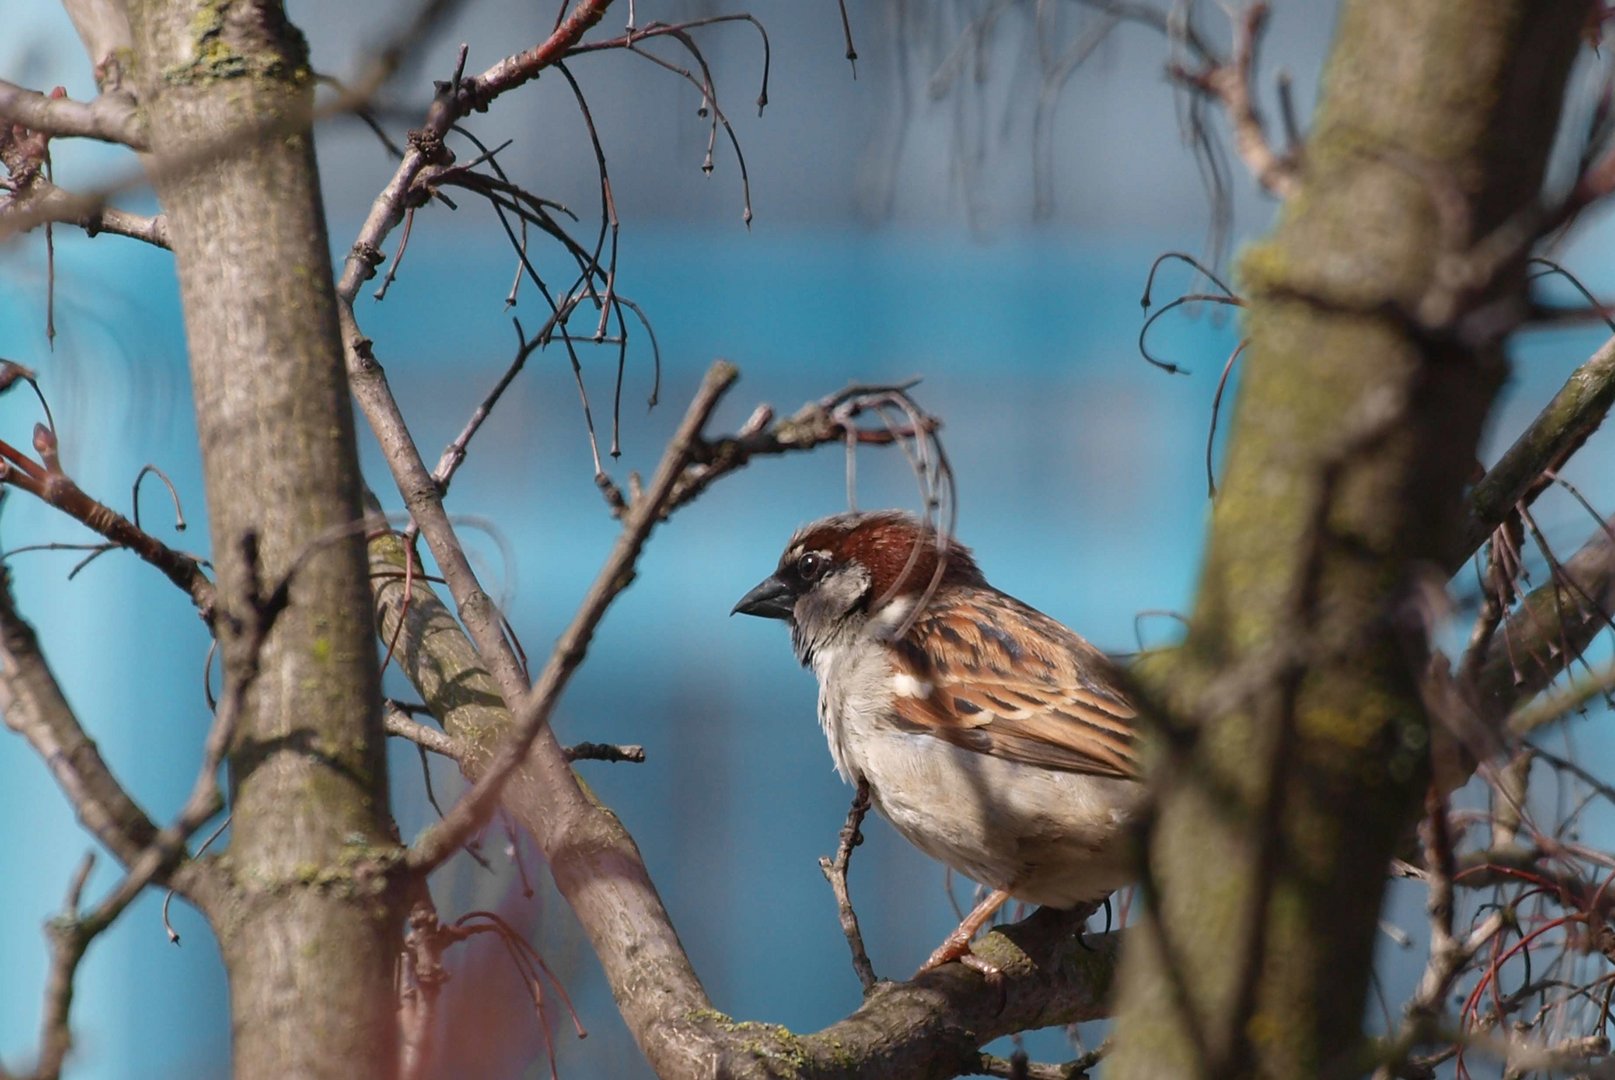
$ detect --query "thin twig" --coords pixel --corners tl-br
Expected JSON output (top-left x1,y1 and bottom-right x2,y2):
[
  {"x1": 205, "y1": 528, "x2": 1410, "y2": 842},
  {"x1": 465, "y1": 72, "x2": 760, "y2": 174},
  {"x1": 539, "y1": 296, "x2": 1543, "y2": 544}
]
[
  {"x1": 336, "y1": 0, "x2": 615, "y2": 305},
  {"x1": 31, "y1": 853, "x2": 97, "y2": 1080},
  {"x1": 1167, "y1": 3, "x2": 1299, "y2": 199},
  {"x1": 0, "y1": 435, "x2": 213, "y2": 616},
  {"x1": 665, "y1": 381, "x2": 942, "y2": 516},
  {"x1": 385, "y1": 702, "x2": 467, "y2": 762},
  {"x1": 403, "y1": 360, "x2": 739, "y2": 873},
  {"x1": 818, "y1": 779, "x2": 876, "y2": 992}
]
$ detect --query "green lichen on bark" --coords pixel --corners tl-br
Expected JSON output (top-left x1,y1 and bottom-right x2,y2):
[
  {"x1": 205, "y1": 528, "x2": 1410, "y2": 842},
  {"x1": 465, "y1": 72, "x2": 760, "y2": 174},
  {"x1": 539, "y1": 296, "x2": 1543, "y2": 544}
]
[
  {"x1": 159, "y1": 0, "x2": 311, "y2": 85},
  {"x1": 1107, "y1": 2, "x2": 1593, "y2": 1076}
]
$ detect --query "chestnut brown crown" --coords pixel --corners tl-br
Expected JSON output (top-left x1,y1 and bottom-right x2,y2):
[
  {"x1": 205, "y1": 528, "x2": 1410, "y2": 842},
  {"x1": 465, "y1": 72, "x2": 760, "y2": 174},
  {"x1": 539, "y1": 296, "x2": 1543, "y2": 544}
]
[{"x1": 733, "y1": 511, "x2": 983, "y2": 621}]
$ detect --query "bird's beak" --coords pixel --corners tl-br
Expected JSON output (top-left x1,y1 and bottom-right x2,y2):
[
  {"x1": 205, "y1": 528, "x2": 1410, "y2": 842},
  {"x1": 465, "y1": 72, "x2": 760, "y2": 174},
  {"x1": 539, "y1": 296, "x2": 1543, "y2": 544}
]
[{"x1": 731, "y1": 574, "x2": 795, "y2": 620}]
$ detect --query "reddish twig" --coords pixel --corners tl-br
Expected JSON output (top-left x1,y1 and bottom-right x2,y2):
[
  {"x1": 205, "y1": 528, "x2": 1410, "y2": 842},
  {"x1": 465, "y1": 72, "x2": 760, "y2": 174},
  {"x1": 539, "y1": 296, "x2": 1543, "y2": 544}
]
[{"x1": 0, "y1": 431, "x2": 213, "y2": 617}]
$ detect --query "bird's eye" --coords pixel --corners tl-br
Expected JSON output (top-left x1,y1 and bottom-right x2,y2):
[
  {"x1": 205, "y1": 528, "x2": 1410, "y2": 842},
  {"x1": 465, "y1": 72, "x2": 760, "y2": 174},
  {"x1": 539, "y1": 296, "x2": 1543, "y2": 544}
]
[{"x1": 796, "y1": 552, "x2": 826, "y2": 581}]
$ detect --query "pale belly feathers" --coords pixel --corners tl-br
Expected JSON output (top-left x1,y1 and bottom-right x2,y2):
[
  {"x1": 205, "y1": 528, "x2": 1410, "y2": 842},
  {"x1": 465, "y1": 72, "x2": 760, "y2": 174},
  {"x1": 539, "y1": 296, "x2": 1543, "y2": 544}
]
[{"x1": 811, "y1": 639, "x2": 1140, "y2": 908}]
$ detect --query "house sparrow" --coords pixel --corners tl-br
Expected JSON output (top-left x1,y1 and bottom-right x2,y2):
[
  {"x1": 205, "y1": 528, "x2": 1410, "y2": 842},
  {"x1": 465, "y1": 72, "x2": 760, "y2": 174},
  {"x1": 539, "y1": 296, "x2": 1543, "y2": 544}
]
[{"x1": 733, "y1": 510, "x2": 1143, "y2": 975}]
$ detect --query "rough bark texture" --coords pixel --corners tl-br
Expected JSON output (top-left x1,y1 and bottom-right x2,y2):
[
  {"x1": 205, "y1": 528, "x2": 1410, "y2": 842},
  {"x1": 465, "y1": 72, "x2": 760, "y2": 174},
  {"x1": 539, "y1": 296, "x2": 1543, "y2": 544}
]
[
  {"x1": 1107, "y1": 3, "x2": 1591, "y2": 1077},
  {"x1": 123, "y1": 3, "x2": 401, "y2": 1077}
]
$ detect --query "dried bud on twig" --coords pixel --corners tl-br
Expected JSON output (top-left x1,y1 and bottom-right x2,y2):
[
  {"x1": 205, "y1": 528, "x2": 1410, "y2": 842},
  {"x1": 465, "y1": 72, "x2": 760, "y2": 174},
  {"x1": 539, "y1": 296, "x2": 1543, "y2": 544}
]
[{"x1": 32, "y1": 422, "x2": 59, "y2": 471}]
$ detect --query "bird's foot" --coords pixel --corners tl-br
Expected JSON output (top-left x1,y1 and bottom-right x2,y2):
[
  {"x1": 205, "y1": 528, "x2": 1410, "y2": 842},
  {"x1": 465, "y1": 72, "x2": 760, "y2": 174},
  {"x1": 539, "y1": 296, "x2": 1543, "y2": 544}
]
[
  {"x1": 915, "y1": 886, "x2": 1014, "y2": 978},
  {"x1": 916, "y1": 938, "x2": 1005, "y2": 1011},
  {"x1": 917, "y1": 925, "x2": 979, "y2": 975}
]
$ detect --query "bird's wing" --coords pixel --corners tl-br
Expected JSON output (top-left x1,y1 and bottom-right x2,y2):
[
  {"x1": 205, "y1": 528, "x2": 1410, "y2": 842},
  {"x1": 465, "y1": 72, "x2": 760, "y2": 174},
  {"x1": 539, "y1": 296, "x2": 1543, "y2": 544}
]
[{"x1": 887, "y1": 590, "x2": 1142, "y2": 780}]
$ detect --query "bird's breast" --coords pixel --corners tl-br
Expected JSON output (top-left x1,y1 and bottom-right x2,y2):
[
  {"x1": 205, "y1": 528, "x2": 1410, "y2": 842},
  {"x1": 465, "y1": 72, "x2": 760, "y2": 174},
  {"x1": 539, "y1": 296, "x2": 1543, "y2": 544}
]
[{"x1": 828, "y1": 690, "x2": 1140, "y2": 905}]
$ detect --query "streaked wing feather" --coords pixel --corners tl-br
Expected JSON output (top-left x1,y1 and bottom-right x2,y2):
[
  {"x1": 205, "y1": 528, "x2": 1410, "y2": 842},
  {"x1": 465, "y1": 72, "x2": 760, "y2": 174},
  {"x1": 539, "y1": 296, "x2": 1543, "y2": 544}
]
[{"x1": 890, "y1": 591, "x2": 1141, "y2": 779}]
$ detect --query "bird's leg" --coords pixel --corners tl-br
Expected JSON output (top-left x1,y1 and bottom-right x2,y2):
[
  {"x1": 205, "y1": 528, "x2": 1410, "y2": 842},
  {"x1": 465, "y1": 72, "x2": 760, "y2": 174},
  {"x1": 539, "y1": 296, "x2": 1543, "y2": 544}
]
[{"x1": 917, "y1": 887, "x2": 1013, "y2": 975}]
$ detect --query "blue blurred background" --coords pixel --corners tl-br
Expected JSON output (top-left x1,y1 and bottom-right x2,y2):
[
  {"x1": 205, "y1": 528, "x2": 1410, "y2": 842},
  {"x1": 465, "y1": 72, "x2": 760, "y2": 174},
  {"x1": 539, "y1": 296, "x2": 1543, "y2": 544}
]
[{"x1": 5, "y1": 2, "x2": 1615, "y2": 1077}]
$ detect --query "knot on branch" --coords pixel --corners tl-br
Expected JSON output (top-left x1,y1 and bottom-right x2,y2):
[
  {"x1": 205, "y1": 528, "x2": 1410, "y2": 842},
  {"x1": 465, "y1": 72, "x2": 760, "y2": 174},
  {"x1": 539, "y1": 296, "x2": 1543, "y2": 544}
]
[
  {"x1": 350, "y1": 242, "x2": 384, "y2": 270},
  {"x1": 406, "y1": 127, "x2": 452, "y2": 167}
]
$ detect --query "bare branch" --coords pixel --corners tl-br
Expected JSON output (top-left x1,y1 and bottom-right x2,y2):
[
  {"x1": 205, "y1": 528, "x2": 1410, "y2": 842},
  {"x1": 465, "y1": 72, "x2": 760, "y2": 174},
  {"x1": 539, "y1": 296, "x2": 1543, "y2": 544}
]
[
  {"x1": 0, "y1": 435, "x2": 212, "y2": 616},
  {"x1": 1, "y1": 0, "x2": 473, "y2": 246},
  {"x1": 0, "y1": 566, "x2": 159, "y2": 867},
  {"x1": 818, "y1": 779, "x2": 876, "y2": 992},
  {"x1": 975, "y1": 1045, "x2": 1106, "y2": 1080},
  {"x1": 665, "y1": 380, "x2": 942, "y2": 515},
  {"x1": 1073, "y1": 0, "x2": 1217, "y2": 63},
  {"x1": 1508, "y1": 661, "x2": 1615, "y2": 737},
  {"x1": 336, "y1": 0, "x2": 616, "y2": 305},
  {"x1": 1461, "y1": 334, "x2": 1615, "y2": 562},
  {"x1": 403, "y1": 359, "x2": 737, "y2": 873},
  {"x1": 384, "y1": 701, "x2": 467, "y2": 762},
  {"x1": 6, "y1": 178, "x2": 170, "y2": 247},
  {"x1": 0, "y1": 82, "x2": 144, "y2": 148},
  {"x1": 1168, "y1": 2, "x2": 1299, "y2": 199},
  {"x1": 428, "y1": 320, "x2": 541, "y2": 494},
  {"x1": 398, "y1": 889, "x2": 450, "y2": 1080},
  {"x1": 1474, "y1": 517, "x2": 1615, "y2": 718}
]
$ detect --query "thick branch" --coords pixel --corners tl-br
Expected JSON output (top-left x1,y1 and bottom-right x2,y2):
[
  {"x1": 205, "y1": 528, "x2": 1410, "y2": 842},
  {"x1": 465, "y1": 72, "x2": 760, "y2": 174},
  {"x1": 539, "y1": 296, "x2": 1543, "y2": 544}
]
[
  {"x1": 123, "y1": 4, "x2": 403, "y2": 1076},
  {"x1": 0, "y1": 82, "x2": 144, "y2": 147},
  {"x1": 1108, "y1": 4, "x2": 1592, "y2": 1076}
]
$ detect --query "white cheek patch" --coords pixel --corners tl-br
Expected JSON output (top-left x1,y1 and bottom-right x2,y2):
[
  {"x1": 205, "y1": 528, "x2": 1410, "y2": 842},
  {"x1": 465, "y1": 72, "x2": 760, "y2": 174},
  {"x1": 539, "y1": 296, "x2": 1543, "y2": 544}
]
[
  {"x1": 867, "y1": 595, "x2": 917, "y2": 641},
  {"x1": 891, "y1": 672, "x2": 933, "y2": 698}
]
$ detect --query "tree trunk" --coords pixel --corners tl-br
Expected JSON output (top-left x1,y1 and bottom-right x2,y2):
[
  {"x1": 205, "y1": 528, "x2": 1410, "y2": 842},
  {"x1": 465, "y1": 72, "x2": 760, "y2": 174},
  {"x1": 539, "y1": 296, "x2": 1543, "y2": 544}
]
[
  {"x1": 122, "y1": 3, "x2": 401, "y2": 1076},
  {"x1": 1107, "y1": 2, "x2": 1591, "y2": 1076}
]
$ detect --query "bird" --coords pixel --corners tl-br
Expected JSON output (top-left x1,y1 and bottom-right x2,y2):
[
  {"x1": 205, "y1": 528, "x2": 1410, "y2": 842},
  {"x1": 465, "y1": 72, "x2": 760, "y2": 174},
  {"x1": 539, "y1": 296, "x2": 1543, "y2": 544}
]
[{"x1": 732, "y1": 509, "x2": 1144, "y2": 976}]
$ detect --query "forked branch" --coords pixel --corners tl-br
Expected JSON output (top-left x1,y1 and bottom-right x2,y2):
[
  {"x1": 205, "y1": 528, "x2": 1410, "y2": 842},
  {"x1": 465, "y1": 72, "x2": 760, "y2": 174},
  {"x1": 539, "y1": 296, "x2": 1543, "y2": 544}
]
[
  {"x1": 404, "y1": 360, "x2": 739, "y2": 873},
  {"x1": 1167, "y1": 2, "x2": 1300, "y2": 199}
]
